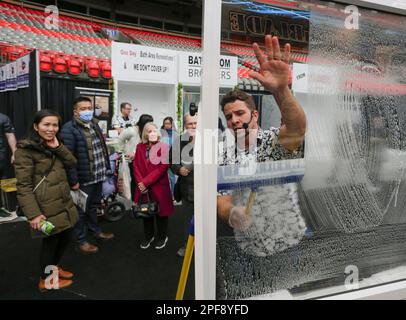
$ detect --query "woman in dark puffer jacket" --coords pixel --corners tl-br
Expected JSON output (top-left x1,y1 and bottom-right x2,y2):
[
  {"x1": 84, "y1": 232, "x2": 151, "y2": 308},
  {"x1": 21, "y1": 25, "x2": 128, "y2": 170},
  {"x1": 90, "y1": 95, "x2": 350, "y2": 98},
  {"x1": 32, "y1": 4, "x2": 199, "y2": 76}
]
[{"x1": 14, "y1": 110, "x2": 79, "y2": 291}]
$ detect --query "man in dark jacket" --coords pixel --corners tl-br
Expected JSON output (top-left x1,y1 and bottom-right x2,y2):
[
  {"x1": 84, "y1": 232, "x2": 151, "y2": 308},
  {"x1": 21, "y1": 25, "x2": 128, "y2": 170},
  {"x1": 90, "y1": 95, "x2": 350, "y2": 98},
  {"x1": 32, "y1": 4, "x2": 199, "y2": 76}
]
[
  {"x1": 170, "y1": 113, "x2": 197, "y2": 256},
  {"x1": 0, "y1": 112, "x2": 17, "y2": 215},
  {"x1": 61, "y1": 97, "x2": 114, "y2": 254}
]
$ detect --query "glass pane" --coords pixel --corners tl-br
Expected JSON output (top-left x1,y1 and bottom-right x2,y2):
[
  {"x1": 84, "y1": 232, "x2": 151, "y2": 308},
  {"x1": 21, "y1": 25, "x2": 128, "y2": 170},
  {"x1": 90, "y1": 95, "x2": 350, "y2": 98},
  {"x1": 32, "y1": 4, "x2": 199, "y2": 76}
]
[{"x1": 217, "y1": 0, "x2": 406, "y2": 299}]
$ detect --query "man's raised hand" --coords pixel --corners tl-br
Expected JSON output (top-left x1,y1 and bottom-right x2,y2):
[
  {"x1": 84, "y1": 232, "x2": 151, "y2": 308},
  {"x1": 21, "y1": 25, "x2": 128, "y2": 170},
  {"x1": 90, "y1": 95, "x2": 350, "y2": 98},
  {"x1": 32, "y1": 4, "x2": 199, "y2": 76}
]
[{"x1": 250, "y1": 35, "x2": 291, "y2": 93}]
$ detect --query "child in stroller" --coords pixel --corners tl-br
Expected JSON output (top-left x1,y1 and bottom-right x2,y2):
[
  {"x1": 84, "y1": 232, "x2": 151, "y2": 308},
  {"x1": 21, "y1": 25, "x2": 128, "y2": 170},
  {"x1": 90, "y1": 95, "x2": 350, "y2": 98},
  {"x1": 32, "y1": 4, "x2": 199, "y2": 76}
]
[{"x1": 98, "y1": 147, "x2": 126, "y2": 222}]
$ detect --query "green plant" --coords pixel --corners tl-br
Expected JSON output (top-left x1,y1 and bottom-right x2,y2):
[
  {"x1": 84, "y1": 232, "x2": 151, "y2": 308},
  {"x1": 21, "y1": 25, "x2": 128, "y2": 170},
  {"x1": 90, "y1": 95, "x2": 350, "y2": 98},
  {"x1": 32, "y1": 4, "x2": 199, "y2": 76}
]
[{"x1": 177, "y1": 83, "x2": 183, "y2": 132}]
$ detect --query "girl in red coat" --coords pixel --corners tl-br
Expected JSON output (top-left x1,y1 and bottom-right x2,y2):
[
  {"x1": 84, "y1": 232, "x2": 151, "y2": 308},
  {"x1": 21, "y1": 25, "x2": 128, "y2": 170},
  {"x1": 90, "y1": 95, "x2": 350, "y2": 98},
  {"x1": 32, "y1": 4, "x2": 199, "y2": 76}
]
[{"x1": 133, "y1": 122, "x2": 174, "y2": 249}]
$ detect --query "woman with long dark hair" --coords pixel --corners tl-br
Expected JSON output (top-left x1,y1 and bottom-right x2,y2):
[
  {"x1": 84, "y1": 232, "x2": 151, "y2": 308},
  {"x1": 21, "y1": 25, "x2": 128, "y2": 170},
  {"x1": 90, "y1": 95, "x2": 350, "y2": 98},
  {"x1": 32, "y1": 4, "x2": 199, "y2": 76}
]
[
  {"x1": 161, "y1": 116, "x2": 176, "y2": 144},
  {"x1": 14, "y1": 109, "x2": 79, "y2": 290},
  {"x1": 161, "y1": 116, "x2": 178, "y2": 196}
]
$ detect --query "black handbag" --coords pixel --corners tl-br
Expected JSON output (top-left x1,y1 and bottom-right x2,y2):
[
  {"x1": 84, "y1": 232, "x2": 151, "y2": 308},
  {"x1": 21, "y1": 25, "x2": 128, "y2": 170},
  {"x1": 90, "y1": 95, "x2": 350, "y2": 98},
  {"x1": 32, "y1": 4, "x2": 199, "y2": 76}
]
[{"x1": 132, "y1": 192, "x2": 159, "y2": 219}]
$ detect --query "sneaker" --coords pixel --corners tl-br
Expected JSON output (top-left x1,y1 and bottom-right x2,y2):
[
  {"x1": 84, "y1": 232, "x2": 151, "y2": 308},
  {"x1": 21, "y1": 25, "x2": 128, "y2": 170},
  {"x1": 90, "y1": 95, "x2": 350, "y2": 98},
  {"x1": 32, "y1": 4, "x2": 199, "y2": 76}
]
[
  {"x1": 140, "y1": 237, "x2": 154, "y2": 249},
  {"x1": 154, "y1": 237, "x2": 168, "y2": 249},
  {"x1": 0, "y1": 208, "x2": 11, "y2": 218},
  {"x1": 176, "y1": 246, "x2": 186, "y2": 257}
]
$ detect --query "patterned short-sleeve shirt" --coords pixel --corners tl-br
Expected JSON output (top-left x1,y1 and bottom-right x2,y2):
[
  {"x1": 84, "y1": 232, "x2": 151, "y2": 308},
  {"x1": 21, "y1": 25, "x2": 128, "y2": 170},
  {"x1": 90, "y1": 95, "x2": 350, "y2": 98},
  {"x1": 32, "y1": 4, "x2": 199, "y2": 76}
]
[
  {"x1": 111, "y1": 114, "x2": 136, "y2": 129},
  {"x1": 218, "y1": 127, "x2": 307, "y2": 256},
  {"x1": 218, "y1": 127, "x2": 302, "y2": 166}
]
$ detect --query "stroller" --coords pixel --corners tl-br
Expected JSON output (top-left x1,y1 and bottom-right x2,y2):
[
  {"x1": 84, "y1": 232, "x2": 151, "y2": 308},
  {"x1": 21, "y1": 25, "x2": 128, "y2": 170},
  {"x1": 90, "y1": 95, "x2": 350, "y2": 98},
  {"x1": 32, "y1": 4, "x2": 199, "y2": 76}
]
[{"x1": 99, "y1": 149, "x2": 126, "y2": 222}]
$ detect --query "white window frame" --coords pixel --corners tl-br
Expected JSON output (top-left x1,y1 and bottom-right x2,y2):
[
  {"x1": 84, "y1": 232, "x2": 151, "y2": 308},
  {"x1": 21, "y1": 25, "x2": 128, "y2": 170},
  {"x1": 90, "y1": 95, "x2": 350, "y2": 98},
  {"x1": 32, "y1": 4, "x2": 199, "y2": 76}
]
[{"x1": 197, "y1": 0, "x2": 406, "y2": 300}]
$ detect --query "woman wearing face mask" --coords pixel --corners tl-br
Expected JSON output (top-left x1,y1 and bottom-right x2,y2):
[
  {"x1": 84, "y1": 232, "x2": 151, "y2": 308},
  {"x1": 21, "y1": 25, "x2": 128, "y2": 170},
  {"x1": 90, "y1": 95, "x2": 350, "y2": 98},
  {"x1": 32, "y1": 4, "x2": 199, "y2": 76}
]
[
  {"x1": 133, "y1": 123, "x2": 174, "y2": 250},
  {"x1": 14, "y1": 110, "x2": 79, "y2": 291}
]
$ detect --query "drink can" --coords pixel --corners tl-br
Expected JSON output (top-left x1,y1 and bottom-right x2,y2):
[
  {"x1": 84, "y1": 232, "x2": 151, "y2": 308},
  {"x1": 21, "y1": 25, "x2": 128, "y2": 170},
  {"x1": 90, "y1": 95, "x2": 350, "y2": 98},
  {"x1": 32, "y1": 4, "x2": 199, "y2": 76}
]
[{"x1": 38, "y1": 220, "x2": 55, "y2": 236}]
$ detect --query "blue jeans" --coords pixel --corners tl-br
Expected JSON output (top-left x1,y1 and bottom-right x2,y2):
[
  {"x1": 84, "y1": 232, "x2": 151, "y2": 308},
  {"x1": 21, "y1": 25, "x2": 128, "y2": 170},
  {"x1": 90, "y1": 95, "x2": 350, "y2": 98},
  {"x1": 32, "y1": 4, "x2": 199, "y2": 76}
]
[
  {"x1": 74, "y1": 182, "x2": 103, "y2": 245},
  {"x1": 168, "y1": 171, "x2": 177, "y2": 197}
]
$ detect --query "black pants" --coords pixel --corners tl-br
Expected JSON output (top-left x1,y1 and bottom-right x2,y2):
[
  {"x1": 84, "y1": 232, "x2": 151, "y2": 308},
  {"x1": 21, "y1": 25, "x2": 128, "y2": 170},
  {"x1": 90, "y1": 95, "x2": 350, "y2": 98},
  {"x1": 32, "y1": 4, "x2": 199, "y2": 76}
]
[
  {"x1": 143, "y1": 215, "x2": 168, "y2": 241},
  {"x1": 39, "y1": 228, "x2": 72, "y2": 279},
  {"x1": 129, "y1": 161, "x2": 136, "y2": 200}
]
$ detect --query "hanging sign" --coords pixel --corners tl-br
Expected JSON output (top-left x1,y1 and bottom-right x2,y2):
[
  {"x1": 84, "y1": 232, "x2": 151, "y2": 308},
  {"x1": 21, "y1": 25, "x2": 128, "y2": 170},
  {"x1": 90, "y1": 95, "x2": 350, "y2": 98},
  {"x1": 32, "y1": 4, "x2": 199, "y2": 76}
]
[
  {"x1": 17, "y1": 54, "x2": 30, "y2": 89},
  {"x1": 0, "y1": 66, "x2": 6, "y2": 92},
  {"x1": 112, "y1": 42, "x2": 177, "y2": 84},
  {"x1": 178, "y1": 52, "x2": 238, "y2": 87},
  {"x1": 6, "y1": 61, "x2": 17, "y2": 91}
]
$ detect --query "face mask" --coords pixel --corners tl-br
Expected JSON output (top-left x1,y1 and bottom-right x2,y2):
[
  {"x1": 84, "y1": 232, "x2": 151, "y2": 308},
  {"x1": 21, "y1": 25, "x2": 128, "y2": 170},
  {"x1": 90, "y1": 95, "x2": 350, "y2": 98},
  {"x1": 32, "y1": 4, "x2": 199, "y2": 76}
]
[
  {"x1": 95, "y1": 108, "x2": 102, "y2": 117},
  {"x1": 79, "y1": 110, "x2": 93, "y2": 122},
  {"x1": 149, "y1": 131, "x2": 158, "y2": 142}
]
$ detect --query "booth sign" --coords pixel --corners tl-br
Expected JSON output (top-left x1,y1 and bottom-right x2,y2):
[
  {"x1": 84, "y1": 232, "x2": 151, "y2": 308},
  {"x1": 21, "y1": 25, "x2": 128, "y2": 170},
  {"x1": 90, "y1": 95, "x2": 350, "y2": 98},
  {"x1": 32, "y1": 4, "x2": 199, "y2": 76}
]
[
  {"x1": 178, "y1": 52, "x2": 238, "y2": 87},
  {"x1": 112, "y1": 42, "x2": 178, "y2": 84}
]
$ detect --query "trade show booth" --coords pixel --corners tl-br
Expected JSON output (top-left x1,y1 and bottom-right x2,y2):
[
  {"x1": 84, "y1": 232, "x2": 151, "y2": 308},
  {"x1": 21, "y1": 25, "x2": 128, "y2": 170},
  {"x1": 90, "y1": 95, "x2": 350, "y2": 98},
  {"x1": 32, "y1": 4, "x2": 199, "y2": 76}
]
[{"x1": 111, "y1": 42, "x2": 238, "y2": 130}]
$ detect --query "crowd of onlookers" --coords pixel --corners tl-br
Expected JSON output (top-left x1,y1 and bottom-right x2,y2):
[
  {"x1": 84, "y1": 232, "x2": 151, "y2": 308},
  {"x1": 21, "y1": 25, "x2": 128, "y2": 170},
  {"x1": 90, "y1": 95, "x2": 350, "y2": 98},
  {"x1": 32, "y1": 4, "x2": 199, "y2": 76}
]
[{"x1": 1, "y1": 98, "x2": 199, "y2": 291}]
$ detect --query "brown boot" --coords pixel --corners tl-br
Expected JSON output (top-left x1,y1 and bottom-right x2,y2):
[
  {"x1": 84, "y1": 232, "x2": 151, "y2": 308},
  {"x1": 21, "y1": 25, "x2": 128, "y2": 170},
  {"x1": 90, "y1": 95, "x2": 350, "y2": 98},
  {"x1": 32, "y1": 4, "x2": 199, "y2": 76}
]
[
  {"x1": 78, "y1": 242, "x2": 99, "y2": 254},
  {"x1": 57, "y1": 266, "x2": 74, "y2": 279},
  {"x1": 94, "y1": 232, "x2": 114, "y2": 240},
  {"x1": 38, "y1": 278, "x2": 73, "y2": 291}
]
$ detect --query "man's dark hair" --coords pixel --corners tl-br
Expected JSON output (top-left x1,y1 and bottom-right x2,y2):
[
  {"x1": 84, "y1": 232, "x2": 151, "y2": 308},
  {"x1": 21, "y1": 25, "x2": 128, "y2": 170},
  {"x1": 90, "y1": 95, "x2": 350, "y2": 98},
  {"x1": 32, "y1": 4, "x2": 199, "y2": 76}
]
[
  {"x1": 73, "y1": 96, "x2": 92, "y2": 109},
  {"x1": 120, "y1": 102, "x2": 131, "y2": 110},
  {"x1": 220, "y1": 89, "x2": 256, "y2": 112}
]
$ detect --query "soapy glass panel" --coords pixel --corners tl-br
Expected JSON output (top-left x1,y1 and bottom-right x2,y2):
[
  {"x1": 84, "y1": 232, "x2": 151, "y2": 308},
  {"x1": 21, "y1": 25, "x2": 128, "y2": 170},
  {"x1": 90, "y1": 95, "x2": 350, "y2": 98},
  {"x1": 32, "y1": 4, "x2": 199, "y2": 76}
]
[{"x1": 216, "y1": 0, "x2": 406, "y2": 300}]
